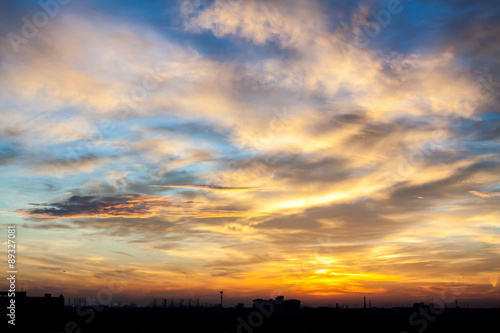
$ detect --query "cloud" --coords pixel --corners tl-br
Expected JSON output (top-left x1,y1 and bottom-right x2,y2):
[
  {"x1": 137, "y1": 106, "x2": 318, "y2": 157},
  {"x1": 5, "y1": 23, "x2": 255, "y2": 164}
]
[
  {"x1": 16, "y1": 193, "x2": 258, "y2": 220},
  {"x1": 182, "y1": 0, "x2": 325, "y2": 49},
  {"x1": 22, "y1": 222, "x2": 74, "y2": 230},
  {"x1": 112, "y1": 251, "x2": 135, "y2": 257},
  {"x1": 0, "y1": 145, "x2": 19, "y2": 166},
  {"x1": 17, "y1": 194, "x2": 188, "y2": 219},
  {"x1": 254, "y1": 199, "x2": 402, "y2": 241},
  {"x1": 32, "y1": 154, "x2": 117, "y2": 175},
  {"x1": 469, "y1": 191, "x2": 500, "y2": 198},
  {"x1": 151, "y1": 184, "x2": 264, "y2": 191}
]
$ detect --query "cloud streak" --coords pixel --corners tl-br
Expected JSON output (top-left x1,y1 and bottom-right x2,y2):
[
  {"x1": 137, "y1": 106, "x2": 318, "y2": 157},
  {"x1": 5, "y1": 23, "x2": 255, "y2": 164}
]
[
  {"x1": 151, "y1": 184, "x2": 265, "y2": 191},
  {"x1": 469, "y1": 191, "x2": 500, "y2": 198},
  {"x1": 17, "y1": 194, "x2": 181, "y2": 218}
]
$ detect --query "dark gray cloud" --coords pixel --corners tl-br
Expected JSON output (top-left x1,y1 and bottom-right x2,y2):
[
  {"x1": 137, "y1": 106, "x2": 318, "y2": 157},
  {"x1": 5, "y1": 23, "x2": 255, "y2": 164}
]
[
  {"x1": 0, "y1": 145, "x2": 18, "y2": 165},
  {"x1": 0, "y1": 137, "x2": 21, "y2": 166},
  {"x1": 17, "y1": 194, "x2": 180, "y2": 218}
]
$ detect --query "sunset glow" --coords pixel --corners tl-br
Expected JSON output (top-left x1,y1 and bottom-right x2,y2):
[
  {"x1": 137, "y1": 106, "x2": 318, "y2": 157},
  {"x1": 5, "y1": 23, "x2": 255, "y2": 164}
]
[{"x1": 0, "y1": 0, "x2": 499, "y2": 308}]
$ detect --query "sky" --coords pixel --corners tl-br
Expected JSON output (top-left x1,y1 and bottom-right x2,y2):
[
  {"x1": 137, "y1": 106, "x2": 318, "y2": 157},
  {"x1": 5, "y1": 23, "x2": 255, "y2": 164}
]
[{"x1": 0, "y1": 0, "x2": 499, "y2": 307}]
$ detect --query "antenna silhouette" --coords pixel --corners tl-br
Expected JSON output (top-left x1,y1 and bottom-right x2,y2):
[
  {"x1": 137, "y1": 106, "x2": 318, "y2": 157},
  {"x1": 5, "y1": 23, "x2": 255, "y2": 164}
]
[{"x1": 220, "y1": 291, "x2": 223, "y2": 308}]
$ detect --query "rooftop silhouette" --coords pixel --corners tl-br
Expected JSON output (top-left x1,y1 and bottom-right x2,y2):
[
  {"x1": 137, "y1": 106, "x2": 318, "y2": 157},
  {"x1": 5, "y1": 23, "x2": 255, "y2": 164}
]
[{"x1": 2, "y1": 291, "x2": 499, "y2": 332}]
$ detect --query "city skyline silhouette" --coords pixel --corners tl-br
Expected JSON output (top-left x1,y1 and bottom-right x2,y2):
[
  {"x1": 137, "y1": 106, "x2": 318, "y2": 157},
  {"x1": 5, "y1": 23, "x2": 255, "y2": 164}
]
[{"x1": 1, "y1": 0, "x2": 499, "y2": 331}]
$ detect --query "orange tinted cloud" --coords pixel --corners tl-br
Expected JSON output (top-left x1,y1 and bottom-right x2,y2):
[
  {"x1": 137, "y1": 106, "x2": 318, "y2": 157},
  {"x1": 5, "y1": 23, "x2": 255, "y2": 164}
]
[
  {"x1": 469, "y1": 191, "x2": 500, "y2": 198},
  {"x1": 151, "y1": 184, "x2": 265, "y2": 191}
]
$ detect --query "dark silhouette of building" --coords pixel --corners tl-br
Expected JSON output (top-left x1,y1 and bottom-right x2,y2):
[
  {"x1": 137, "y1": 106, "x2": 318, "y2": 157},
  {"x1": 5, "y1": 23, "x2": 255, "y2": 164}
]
[
  {"x1": 1, "y1": 291, "x2": 64, "y2": 313},
  {"x1": 253, "y1": 295, "x2": 301, "y2": 316},
  {"x1": 2, "y1": 291, "x2": 498, "y2": 333},
  {"x1": 413, "y1": 302, "x2": 425, "y2": 309},
  {"x1": 1, "y1": 291, "x2": 64, "y2": 331}
]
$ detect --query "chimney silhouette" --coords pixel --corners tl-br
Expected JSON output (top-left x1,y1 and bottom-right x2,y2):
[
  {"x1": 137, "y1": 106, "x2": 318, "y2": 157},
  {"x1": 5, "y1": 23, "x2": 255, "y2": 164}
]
[{"x1": 220, "y1": 291, "x2": 223, "y2": 307}]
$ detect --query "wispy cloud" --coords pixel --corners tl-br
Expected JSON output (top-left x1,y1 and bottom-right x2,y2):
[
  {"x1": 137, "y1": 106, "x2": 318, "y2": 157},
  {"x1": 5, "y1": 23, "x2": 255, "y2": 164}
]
[
  {"x1": 17, "y1": 194, "x2": 181, "y2": 218},
  {"x1": 469, "y1": 191, "x2": 500, "y2": 198},
  {"x1": 16, "y1": 193, "x2": 262, "y2": 220},
  {"x1": 151, "y1": 184, "x2": 265, "y2": 191}
]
